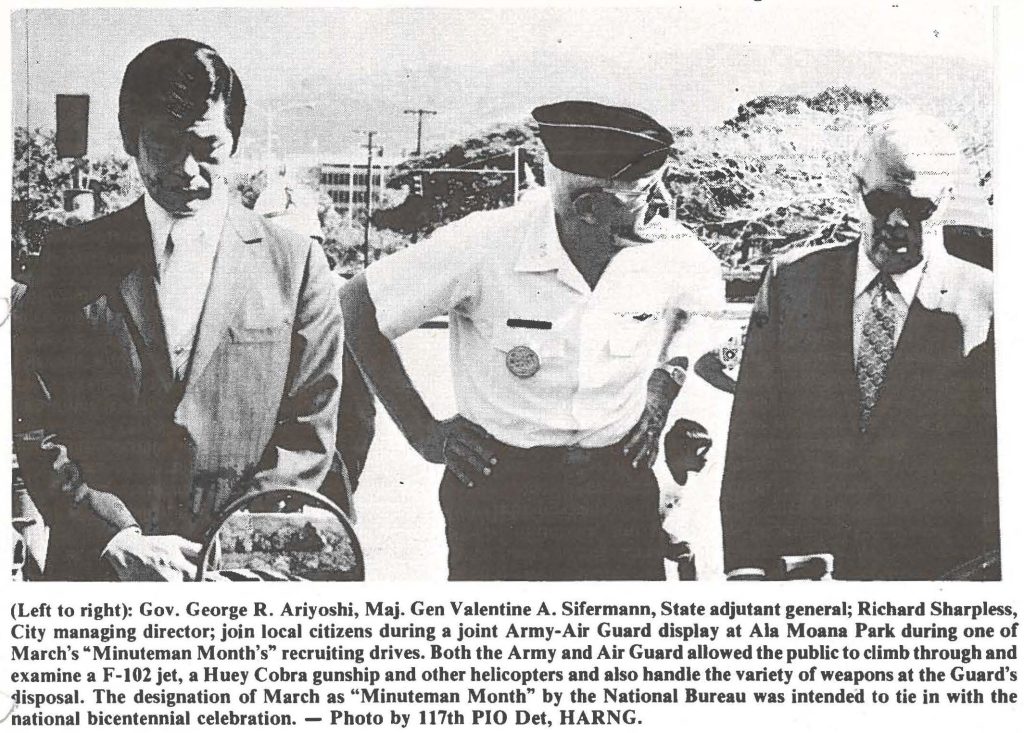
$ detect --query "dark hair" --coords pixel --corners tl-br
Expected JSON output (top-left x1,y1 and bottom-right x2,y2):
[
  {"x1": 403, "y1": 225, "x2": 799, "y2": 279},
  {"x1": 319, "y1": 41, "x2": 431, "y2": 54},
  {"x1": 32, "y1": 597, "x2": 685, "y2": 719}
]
[{"x1": 118, "y1": 38, "x2": 246, "y2": 157}]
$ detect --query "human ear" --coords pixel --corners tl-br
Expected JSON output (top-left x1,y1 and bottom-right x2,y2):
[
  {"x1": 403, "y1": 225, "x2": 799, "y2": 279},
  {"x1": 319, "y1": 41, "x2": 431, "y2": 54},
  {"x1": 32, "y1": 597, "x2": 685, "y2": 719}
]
[{"x1": 572, "y1": 192, "x2": 601, "y2": 225}]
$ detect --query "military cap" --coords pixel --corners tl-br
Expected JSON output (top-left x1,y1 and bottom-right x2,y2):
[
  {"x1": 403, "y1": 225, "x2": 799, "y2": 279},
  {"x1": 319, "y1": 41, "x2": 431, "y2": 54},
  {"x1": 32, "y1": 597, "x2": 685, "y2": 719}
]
[{"x1": 532, "y1": 100, "x2": 674, "y2": 180}]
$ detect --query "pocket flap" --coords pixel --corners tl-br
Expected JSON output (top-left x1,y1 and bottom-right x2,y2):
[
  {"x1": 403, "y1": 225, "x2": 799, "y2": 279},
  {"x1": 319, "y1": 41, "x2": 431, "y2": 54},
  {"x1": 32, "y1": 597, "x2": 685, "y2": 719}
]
[
  {"x1": 607, "y1": 324, "x2": 645, "y2": 356},
  {"x1": 228, "y1": 323, "x2": 290, "y2": 343}
]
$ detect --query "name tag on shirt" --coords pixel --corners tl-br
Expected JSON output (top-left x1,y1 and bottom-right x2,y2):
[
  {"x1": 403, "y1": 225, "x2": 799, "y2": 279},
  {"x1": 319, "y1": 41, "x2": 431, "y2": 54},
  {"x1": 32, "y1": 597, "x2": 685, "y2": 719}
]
[{"x1": 506, "y1": 318, "x2": 552, "y2": 330}]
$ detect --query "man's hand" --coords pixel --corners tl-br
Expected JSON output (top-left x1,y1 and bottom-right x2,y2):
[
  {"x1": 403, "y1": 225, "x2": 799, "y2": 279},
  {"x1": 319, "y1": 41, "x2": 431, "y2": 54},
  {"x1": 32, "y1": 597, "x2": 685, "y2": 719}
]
[
  {"x1": 105, "y1": 530, "x2": 201, "y2": 581},
  {"x1": 624, "y1": 365, "x2": 683, "y2": 470},
  {"x1": 419, "y1": 415, "x2": 499, "y2": 489},
  {"x1": 623, "y1": 401, "x2": 670, "y2": 469}
]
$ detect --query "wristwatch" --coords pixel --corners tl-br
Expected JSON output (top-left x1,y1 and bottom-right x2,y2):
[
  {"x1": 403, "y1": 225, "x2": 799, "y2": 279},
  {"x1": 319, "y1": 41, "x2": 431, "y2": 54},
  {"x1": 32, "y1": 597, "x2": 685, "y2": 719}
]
[{"x1": 657, "y1": 356, "x2": 690, "y2": 387}]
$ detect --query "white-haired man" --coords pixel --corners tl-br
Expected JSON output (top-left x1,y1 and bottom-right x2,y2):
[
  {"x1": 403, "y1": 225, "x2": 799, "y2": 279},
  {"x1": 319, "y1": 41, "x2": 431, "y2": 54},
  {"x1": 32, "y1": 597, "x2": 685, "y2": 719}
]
[
  {"x1": 341, "y1": 101, "x2": 724, "y2": 580},
  {"x1": 721, "y1": 112, "x2": 999, "y2": 581}
]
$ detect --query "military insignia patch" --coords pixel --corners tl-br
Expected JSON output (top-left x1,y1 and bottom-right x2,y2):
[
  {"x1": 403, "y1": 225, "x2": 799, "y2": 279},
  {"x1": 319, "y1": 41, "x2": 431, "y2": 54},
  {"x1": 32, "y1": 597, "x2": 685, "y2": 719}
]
[{"x1": 506, "y1": 345, "x2": 541, "y2": 378}]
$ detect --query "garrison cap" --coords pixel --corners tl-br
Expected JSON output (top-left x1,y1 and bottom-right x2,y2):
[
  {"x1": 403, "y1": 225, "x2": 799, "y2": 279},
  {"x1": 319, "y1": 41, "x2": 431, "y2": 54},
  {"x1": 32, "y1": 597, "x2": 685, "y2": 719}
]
[{"x1": 532, "y1": 100, "x2": 674, "y2": 181}]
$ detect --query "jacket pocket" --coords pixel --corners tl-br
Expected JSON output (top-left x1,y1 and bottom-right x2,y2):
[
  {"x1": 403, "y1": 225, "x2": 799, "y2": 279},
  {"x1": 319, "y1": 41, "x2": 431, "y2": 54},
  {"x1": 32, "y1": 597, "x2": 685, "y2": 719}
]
[{"x1": 228, "y1": 323, "x2": 290, "y2": 343}]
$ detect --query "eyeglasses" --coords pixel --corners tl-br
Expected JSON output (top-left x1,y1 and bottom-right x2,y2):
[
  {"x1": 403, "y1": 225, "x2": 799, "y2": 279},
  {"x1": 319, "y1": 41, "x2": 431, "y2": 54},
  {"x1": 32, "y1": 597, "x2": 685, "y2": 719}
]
[
  {"x1": 603, "y1": 179, "x2": 657, "y2": 204},
  {"x1": 860, "y1": 186, "x2": 941, "y2": 222}
]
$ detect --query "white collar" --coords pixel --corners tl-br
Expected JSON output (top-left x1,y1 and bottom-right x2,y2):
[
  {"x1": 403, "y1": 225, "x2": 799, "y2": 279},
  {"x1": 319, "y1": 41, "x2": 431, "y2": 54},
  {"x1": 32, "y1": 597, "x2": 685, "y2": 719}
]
[
  {"x1": 853, "y1": 229, "x2": 941, "y2": 305},
  {"x1": 513, "y1": 188, "x2": 564, "y2": 274},
  {"x1": 512, "y1": 188, "x2": 592, "y2": 293},
  {"x1": 143, "y1": 193, "x2": 177, "y2": 258},
  {"x1": 144, "y1": 191, "x2": 229, "y2": 267}
]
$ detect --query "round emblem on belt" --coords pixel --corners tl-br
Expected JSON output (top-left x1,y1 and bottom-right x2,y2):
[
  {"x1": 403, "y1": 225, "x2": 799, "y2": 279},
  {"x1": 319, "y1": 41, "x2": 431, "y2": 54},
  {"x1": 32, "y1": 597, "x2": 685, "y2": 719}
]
[{"x1": 506, "y1": 345, "x2": 541, "y2": 378}]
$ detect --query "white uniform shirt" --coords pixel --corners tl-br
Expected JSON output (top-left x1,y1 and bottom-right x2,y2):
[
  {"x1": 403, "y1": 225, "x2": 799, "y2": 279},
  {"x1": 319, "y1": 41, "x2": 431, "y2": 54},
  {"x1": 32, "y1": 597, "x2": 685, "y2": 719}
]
[
  {"x1": 144, "y1": 193, "x2": 227, "y2": 379},
  {"x1": 366, "y1": 188, "x2": 725, "y2": 449}
]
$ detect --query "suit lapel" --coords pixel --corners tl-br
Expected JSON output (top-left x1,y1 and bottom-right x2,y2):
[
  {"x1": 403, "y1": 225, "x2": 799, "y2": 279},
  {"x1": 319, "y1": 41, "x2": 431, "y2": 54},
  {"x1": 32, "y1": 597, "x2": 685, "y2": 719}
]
[
  {"x1": 829, "y1": 244, "x2": 858, "y2": 368},
  {"x1": 111, "y1": 200, "x2": 175, "y2": 393},
  {"x1": 119, "y1": 267, "x2": 175, "y2": 393},
  {"x1": 182, "y1": 203, "x2": 262, "y2": 394},
  {"x1": 825, "y1": 244, "x2": 860, "y2": 431},
  {"x1": 871, "y1": 261, "x2": 944, "y2": 428}
]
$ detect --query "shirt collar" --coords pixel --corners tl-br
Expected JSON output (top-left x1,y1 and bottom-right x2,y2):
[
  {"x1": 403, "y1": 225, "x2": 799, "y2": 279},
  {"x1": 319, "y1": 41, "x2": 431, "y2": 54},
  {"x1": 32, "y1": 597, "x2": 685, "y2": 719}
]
[
  {"x1": 512, "y1": 188, "x2": 592, "y2": 294},
  {"x1": 854, "y1": 229, "x2": 941, "y2": 305},
  {"x1": 143, "y1": 193, "x2": 176, "y2": 260},
  {"x1": 513, "y1": 188, "x2": 564, "y2": 274},
  {"x1": 144, "y1": 190, "x2": 229, "y2": 268}
]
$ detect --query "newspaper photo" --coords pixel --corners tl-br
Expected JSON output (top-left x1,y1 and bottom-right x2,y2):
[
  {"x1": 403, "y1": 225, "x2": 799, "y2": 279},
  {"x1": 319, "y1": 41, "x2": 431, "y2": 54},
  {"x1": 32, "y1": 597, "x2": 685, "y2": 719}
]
[{"x1": 4, "y1": 1, "x2": 1022, "y2": 731}]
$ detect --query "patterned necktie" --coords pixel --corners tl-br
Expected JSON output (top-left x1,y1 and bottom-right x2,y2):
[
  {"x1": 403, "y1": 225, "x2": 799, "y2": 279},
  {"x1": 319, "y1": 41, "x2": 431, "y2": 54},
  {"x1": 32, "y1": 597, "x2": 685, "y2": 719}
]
[{"x1": 856, "y1": 273, "x2": 897, "y2": 432}]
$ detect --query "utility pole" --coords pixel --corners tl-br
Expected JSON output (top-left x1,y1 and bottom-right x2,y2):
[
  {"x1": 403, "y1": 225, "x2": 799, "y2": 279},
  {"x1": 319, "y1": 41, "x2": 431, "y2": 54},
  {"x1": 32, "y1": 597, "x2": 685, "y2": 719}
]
[
  {"x1": 356, "y1": 130, "x2": 381, "y2": 269},
  {"x1": 403, "y1": 108, "x2": 436, "y2": 157},
  {"x1": 513, "y1": 146, "x2": 520, "y2": 205}
]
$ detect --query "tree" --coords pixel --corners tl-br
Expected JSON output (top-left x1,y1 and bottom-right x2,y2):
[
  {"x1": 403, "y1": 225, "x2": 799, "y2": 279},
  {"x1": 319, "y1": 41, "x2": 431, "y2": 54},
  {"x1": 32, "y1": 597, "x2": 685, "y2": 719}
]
[
  {"x1": 12, "y1": 126, "x2": 141, "y2": 278},
  {"x1": 232, "y1": 169, "x2": 268, "y2": 210},
  {"x1": 319, "y1": 218, "x2": 409, "y2": 277},
  {"x1": 375, "y1": 120, "x2": 544, "y2": 241},
  {"x1": 668, "y1": 87, "x2": 992, "y2": 272}
]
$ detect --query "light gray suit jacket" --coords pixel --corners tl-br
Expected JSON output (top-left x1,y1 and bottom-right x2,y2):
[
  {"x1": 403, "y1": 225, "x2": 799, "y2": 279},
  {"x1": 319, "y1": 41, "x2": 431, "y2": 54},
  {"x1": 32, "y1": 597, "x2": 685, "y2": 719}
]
[{"x1": 17, "y1": 198, "x2": 343, "y2": 579}]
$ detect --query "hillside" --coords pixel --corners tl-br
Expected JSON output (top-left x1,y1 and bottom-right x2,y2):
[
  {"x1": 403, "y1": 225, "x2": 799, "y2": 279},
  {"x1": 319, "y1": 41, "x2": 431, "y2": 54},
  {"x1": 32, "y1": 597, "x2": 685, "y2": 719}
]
[{"x1": 375, "y1": 86, "x2": 993, "y2": 272}]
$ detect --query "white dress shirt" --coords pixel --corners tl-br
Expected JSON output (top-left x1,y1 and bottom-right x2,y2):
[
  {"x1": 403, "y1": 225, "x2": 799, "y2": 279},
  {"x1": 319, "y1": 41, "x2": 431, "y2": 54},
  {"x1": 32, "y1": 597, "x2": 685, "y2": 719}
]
[
  {"x1": 366, "y1": 188, "x2": 725, "y2": 449},
  {"x1": 852, "y1": 235, "x2": 936, "y2": 361},
  {"x1": 144, "y1": 193, "x2": 227, "y2": 380}
]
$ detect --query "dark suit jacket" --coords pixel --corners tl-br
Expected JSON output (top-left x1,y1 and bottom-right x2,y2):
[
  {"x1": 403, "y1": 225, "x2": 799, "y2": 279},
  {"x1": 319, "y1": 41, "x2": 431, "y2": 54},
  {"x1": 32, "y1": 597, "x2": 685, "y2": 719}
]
[
  {"x1": 720, "y1": 242, "x2": 998, "y2": 580},
  {"x1": 16, "y1": 198, "x2": 343, "y2": 580}
]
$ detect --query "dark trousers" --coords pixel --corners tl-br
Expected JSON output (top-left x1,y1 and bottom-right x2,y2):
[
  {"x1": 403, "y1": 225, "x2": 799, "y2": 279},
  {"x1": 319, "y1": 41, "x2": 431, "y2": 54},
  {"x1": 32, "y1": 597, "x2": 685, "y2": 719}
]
[{"x1": 439, "y1": 443, "x2": 665, "y2": 581}]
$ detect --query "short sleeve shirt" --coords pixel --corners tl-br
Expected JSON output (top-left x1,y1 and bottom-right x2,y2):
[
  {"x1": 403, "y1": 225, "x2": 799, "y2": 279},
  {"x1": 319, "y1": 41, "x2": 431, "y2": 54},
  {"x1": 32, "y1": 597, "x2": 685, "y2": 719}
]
[{"x1": 366, "y1": 188, "x2": 725, "y2": 448}]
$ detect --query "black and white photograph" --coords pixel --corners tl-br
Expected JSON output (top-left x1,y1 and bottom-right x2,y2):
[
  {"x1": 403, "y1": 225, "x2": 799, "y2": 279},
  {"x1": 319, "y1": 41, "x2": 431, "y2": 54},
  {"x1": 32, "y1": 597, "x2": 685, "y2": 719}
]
[
  {"x1": 7, "y1": 2, "x2": 1006, "y2": 585},
  {"x1": 6, "y1": 3, "x2": 1024, "y2": 731}
]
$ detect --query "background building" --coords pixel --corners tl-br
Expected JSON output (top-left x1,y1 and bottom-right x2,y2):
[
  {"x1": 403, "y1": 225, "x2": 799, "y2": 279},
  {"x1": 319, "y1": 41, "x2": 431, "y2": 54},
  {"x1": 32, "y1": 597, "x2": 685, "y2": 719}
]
[{"x1": 319, "y1": 153, "x2": 401, "y2": 223}]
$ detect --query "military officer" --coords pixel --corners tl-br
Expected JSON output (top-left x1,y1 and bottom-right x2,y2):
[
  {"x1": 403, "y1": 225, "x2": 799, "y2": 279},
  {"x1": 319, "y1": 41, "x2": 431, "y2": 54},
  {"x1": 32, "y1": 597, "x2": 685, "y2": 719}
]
[{"x1": 342, "y1": 100, "x2": 724, "y2": 580}]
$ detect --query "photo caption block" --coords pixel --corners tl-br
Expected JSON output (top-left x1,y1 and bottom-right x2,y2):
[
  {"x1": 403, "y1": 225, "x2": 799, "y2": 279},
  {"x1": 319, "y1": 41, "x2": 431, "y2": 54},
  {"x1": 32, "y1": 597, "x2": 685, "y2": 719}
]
[{"x1": 6, "y1": 590, "x2": 1020, "y2": 728}]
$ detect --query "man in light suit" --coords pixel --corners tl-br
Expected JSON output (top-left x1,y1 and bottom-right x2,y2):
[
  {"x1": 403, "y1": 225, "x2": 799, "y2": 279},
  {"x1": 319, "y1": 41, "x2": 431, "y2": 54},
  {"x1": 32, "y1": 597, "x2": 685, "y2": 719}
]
[
  {"x1": 18, "y1": 38, "x2": 343, "y2": 581},
  {"x1": 720, "y1": 112, "x2": 998, "y2": 581}
]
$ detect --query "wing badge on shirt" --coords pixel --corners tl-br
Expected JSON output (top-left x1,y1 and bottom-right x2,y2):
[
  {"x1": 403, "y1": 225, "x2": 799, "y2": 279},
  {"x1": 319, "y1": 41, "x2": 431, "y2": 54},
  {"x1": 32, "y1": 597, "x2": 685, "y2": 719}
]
[{"x1": 613, "y1": 310, "x2": 658, "y2": 322}]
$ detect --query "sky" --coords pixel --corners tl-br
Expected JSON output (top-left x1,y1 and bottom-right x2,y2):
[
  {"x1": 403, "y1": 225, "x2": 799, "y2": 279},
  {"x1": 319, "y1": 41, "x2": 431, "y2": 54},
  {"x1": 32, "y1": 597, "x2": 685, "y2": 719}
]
[{"x1": 9, "y1": 2, "x2": 994, "y2": 161}]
